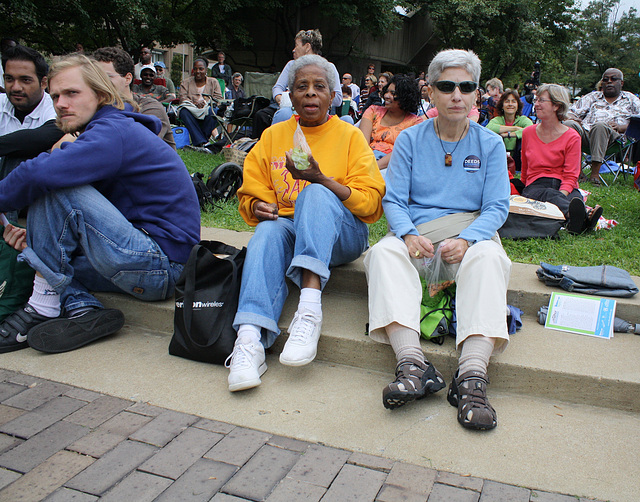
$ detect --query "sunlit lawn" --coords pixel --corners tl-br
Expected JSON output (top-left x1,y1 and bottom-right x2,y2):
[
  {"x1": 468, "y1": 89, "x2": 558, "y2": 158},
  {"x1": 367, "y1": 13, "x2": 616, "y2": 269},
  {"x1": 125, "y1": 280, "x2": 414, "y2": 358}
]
[{"x1": 180, "y1": 149, "x2": 640, "y2": 275}]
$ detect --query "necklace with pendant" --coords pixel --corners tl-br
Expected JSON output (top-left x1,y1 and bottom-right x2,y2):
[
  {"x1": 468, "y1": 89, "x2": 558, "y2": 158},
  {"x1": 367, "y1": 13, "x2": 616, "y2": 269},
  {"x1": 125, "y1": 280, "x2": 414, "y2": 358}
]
[{"x1": 435, "y1": 119, "x2": 468, "y2": 166}]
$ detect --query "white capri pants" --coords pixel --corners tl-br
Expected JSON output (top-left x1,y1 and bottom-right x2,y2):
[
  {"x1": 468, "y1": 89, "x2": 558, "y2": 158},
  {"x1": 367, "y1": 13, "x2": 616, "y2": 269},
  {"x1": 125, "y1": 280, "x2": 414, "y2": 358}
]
[{"x1": 364, "y1": 234, "x2": 511, "y2": 353}]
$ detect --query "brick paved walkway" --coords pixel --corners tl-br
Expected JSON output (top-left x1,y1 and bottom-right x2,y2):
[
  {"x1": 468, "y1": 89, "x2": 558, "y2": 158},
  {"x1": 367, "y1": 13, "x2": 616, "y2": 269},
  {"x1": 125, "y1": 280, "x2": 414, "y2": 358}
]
[{"x1": 0, "y1": 369, "x2": 601, "y2": 502}]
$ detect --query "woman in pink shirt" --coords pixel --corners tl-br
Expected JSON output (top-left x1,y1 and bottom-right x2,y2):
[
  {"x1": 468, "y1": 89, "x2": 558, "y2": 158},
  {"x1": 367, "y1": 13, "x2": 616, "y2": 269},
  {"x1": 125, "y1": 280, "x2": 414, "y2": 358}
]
[{"x1": 521, "y1": 84, "x2": 602, "y2": 234}]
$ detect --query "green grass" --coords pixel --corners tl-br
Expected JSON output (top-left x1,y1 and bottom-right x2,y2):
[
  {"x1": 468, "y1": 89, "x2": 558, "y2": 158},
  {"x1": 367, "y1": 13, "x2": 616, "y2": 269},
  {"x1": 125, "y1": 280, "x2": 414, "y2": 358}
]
[{"x1": 180, "y1": 150, "x2": 640, "y2": 275}]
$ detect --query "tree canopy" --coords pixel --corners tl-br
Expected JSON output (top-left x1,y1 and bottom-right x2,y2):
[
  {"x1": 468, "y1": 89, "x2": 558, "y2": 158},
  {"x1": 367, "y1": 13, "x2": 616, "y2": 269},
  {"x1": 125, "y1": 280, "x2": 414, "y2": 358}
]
[{"x1": 1, "y1": 0, "x2": 638, "y2": 95}]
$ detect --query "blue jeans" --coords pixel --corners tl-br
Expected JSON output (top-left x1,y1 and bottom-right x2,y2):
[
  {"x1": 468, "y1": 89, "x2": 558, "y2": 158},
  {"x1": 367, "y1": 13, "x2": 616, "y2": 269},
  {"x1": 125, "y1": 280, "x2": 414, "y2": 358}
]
[
  {"x1": 19, "y1": 186, "x2": 184, "y2": 313},
  {"x1": 233, "y1": 184, "x2": 369, "y2": 347},
  {"x1": 179, "y1": 108, "x2": 218, "y2": 146},
  {"x1": 272, "y1": 107, "x2": 293, "y2": 125}
]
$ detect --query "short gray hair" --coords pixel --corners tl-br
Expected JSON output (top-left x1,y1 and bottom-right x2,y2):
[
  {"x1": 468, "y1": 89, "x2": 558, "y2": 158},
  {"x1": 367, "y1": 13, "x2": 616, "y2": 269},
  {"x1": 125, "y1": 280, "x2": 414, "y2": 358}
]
[
  {"x1": 537, "y1": 83, "x2": 571, "y2": 121},
  {"x1": 428, "y1": 49, "x2": 481, "y2": 85},
  {"x1": 288, "y1": 55, "x2": 337, "y2": 91},
  {"x1": 232, "y1": 72, "x2": 243, "y2": 82}
]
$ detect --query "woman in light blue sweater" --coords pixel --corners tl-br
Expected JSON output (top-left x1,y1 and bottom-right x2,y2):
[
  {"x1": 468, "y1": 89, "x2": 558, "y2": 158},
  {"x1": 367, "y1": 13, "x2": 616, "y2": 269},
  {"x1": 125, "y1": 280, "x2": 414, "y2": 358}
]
[{"x1": 364, "y1": 49, "x2": 511, "y2": 431}]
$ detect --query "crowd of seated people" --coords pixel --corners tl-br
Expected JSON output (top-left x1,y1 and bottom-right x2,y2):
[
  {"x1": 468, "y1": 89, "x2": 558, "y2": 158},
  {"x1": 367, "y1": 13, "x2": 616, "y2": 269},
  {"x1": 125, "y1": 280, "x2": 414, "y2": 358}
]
[{"x1": 3, "y1": 35, "x2": 639, "y2": 441}]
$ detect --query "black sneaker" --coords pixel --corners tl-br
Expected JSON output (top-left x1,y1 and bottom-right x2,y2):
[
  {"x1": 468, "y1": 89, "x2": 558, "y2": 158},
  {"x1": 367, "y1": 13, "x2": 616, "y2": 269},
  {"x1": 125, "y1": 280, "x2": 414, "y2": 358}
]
[
  {"x1": 28, "y1": 308, "x2": 125, "y2": 354},
  {"x1": 0, "y1": 304, "x2": 53, "y2": 353},
  {"x1": 567, "y1": 198, "x2": 587, "y2": 235}
]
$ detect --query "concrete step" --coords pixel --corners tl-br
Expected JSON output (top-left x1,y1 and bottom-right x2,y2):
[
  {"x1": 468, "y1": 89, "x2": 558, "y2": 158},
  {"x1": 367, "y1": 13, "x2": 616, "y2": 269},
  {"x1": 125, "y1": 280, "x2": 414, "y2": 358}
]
[
  {"x1": 0, "y1": 327, "x2": 637, "y2": 502},
  {"x1": 94, "y1": 228, "x2": 640, "y2": 414}
]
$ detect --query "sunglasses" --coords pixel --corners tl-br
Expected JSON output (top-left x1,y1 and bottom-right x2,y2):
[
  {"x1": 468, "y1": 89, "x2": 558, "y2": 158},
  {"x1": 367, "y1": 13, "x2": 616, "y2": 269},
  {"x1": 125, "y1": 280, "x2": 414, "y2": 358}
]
[
  {"x1": 434, "y1": 80, "x2": 478, "y2": 94},
  {"x1": 602, "y1": 76, "x2": 621, "y2": 83}
]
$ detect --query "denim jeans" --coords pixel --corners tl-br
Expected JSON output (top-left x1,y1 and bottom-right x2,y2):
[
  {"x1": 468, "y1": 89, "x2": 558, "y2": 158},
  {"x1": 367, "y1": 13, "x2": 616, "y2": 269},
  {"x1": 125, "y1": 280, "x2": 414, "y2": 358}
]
[
  {"x1": 19, "y1": 185, "x2": 184, "y2": 313},
  {"x1": 233, "y1": 184, "x2": 369, "y2": 348},
  {"x1": 179, "y1": 108, "x2": 218, "y2": 146}
]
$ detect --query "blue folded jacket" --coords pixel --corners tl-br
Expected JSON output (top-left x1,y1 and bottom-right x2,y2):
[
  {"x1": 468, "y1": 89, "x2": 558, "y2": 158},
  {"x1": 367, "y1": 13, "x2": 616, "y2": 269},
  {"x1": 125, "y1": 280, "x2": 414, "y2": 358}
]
[{"x1": 536, "y1": 262, "x2": 639, "y2": 298}]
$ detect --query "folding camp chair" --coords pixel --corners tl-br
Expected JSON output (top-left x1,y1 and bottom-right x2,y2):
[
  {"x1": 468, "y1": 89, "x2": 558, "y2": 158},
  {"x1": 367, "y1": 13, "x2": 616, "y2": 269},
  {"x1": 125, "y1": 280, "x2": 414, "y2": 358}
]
[
  {"x1": 213, "y1": 96, "x2": 270, "y2": 145},
  {"x1": 583, "y1": 115, "x2": 640, "y2": 186}
]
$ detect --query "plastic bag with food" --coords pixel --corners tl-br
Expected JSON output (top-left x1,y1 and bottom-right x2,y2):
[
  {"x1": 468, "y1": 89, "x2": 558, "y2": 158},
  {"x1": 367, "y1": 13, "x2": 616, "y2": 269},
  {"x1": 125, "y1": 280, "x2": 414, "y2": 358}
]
[
  {"x1": 289, "y1": 122, "x2": 312, "y2": 170},
  {"x1": 419, "y1": 245, "x2": 459, "y2": 297}
]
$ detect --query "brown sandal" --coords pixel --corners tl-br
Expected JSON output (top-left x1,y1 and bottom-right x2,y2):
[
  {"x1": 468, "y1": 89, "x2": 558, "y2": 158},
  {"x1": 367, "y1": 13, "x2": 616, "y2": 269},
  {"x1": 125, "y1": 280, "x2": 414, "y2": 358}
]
[
  {"x1": 447, "y1": 370, "x2": 497, "y2": 430},
  {"x1": 383, "y1": 357, "x2": 445, "y2": 410}
]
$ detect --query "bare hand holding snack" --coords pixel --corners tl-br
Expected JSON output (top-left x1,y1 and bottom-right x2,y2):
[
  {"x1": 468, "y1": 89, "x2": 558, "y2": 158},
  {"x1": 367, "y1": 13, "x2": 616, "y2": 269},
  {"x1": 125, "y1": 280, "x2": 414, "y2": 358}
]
[
  {"x1": 253, "y1": 200, "x2": 279, "y2": 221},
  {"x1": 421, "y1": 245, "x2": 460, "y2": 297}
]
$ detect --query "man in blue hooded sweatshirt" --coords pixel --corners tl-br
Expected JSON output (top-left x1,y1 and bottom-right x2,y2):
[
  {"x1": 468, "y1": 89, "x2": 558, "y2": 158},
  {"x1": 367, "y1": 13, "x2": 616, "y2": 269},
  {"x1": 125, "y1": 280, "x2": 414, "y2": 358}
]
[{"x1": 0, "y1": 54, "x2": 200, "y2": 353}]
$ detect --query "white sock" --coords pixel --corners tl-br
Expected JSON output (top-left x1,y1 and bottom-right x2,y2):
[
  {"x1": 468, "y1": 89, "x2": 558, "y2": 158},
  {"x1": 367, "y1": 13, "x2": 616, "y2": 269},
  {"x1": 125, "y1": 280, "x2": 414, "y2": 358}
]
[
  {"x1": 458, "y1": 335, "x2": 495, "y2": 375},
  {"x1": 298, "y1": 288, "x2": 322, "y2": 316},
  {"x1": 28, "y1": 275, "x2": 61, "y2": 318},
  {"x1": 387, "y1": 323, "x2": 424, "y2": 362},
  {"x1": 236, "y1": 324, "x2": 261, "y2": 346}
]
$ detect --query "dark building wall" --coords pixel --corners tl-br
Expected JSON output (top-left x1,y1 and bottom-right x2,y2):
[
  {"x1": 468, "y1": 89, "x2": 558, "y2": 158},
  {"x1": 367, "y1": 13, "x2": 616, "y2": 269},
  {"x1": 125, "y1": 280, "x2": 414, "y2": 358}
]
[{"x1": 212, "y1": 7, "x2": 438, "y2": 82}]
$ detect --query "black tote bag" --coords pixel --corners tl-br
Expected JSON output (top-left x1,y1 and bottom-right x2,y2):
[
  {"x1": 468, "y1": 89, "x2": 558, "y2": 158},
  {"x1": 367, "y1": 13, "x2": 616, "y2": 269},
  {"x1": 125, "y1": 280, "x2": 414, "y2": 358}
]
[{"x1": 169, "y1": 241, "x2": 246, "y2": 364}]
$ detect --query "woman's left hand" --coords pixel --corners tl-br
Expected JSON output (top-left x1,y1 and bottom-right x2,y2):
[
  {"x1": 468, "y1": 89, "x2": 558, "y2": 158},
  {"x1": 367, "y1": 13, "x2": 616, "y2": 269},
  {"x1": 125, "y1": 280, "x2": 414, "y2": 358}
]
[
  {"x1": 438, "y1": 238, "x2": 469, "y2": 264},
  {"x1": 285, "y1": 151, "x2": 325, "y2": 183}
]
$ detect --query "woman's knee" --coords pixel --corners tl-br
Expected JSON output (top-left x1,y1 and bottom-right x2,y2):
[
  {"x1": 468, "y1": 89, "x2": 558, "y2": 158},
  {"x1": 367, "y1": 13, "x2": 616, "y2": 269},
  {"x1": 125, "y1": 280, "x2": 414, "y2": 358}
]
[
  {"x1": 250, "y1": 219, "x2": 293, "y2": 250},
  {"x1": 461, "y1": 240, "x2": 511, "y2": 275}
]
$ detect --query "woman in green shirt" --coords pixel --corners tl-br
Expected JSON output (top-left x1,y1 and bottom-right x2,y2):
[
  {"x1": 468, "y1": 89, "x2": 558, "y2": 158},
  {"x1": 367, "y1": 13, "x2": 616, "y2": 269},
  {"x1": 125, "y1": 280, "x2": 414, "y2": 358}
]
[{"x1": 487, "y1": 89, "x2": 532, "y2": 171}]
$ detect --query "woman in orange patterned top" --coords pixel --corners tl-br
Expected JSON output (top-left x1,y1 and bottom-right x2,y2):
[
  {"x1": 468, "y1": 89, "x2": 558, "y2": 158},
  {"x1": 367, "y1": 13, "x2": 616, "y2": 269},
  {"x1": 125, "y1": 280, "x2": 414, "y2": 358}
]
[{"x1": 358, "y1": 75, "x2": 423, "y2": 174}]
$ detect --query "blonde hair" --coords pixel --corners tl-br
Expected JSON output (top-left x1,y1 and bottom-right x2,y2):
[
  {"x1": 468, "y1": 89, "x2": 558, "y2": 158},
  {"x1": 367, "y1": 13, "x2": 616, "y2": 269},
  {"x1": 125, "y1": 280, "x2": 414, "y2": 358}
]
[
  {"x1": 49, "y1": 53, "x2": 124, "y2": 110},
  {"x1": 537, "y1": 83, "x2": 571, "y2": 121}
]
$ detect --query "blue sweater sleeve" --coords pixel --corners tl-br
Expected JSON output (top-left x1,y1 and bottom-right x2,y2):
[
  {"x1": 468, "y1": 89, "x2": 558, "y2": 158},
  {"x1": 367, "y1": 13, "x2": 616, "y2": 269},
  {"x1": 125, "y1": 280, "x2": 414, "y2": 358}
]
[
  {"x1": 0, "y1": 118, "x2": 124, "y2": 212},
  {"x1": 273, "y1": 61, "x2": 292, "y2": 100}
]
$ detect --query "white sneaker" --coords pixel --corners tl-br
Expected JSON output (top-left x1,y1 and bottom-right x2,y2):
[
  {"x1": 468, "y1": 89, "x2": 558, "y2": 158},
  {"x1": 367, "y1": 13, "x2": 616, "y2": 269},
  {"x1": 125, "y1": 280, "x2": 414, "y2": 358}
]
[
  {"x1": 280, "y1": 309, "x2": 322, "y2": 366},
  {"x1": 225, "y1": 341, "x2": 267, "y2": 392}
]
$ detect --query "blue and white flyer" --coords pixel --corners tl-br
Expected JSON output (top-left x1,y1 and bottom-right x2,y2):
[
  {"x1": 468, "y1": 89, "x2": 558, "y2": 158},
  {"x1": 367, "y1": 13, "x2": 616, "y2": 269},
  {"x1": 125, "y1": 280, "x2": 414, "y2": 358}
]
[{"x1": 545, "y1": 292, "x2": 616, "y2": 339}]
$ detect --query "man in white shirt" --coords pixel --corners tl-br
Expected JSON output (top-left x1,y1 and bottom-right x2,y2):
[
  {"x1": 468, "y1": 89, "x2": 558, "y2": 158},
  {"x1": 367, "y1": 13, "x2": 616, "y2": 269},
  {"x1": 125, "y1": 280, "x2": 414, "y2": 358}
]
[
  {"x1": 566, "y1": 68, "x2": 640, "y2": 184},
  {"x1": 0, "y1": 45, "x2": 62, "y2": 192}
]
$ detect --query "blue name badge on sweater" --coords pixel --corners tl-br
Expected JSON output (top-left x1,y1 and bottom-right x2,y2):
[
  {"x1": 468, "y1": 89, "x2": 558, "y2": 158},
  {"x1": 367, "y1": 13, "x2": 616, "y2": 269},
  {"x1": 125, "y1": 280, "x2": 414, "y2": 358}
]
[{"x1": 463, "y1": 155, "x2": 481, "y2": 173}]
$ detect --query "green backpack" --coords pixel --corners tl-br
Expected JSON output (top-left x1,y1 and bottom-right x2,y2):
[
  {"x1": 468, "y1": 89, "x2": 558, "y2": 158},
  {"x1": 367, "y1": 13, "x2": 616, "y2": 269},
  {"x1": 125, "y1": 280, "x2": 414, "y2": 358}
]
[
  {"x1": 419, "y1": 278, "x2": 455, "y2": 345},
  {"x1": 0, "y1": 226, "x2": 35, "y2": 322}
]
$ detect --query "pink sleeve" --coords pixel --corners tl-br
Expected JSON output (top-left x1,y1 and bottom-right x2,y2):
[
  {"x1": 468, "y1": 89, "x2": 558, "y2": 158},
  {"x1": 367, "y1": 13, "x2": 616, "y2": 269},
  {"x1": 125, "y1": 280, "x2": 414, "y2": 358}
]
[
  {"x1": 560, "y1": 129, "x2": 582, "y2": 193},
  {"x1": 426, "y1": 108, "x2": 438, "y2": 118},
  {"x1": 468, "y1": 106, "x2": 480, "y2": 119},
  {"x1": 520, "y1": 126, "x2": 531, "y2": 185}
]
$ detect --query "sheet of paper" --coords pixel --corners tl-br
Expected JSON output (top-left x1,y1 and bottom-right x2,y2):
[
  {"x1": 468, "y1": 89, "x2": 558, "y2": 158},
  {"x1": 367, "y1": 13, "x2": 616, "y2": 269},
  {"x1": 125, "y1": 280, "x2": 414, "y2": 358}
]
[{"x1": 545, "y1": 292, "x2": 616, "y2": 339}]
